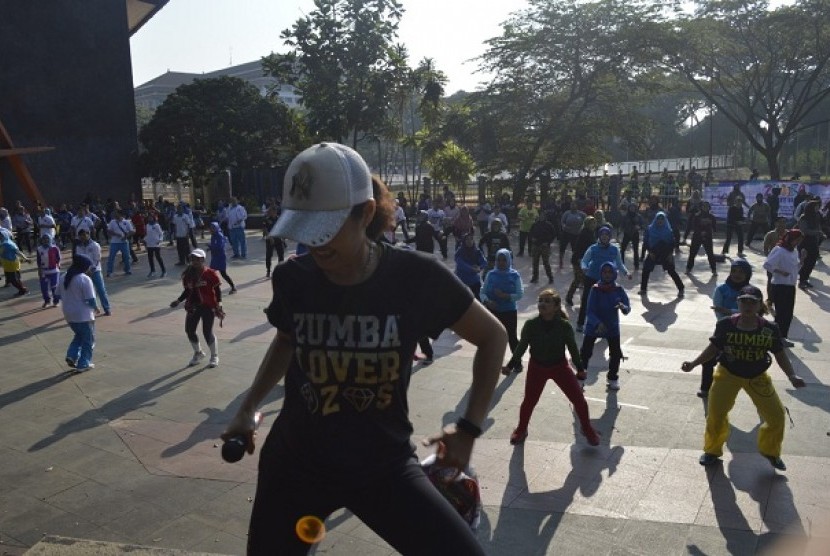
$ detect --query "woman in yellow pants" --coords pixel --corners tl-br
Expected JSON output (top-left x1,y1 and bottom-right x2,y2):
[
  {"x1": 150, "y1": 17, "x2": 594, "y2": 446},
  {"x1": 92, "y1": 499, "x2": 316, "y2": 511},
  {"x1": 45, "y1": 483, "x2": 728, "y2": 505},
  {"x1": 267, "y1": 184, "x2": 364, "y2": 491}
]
[{"x1": 681, "y1": 285, "x2": 805, "y2": 470}]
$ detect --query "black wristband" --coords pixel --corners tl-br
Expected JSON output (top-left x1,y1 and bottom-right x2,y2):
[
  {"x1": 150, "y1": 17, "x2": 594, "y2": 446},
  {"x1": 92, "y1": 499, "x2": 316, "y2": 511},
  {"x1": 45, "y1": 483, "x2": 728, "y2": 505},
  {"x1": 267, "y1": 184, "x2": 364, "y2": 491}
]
[{"x1": 455, "y1": 417, "x2": 482, "y2": 439}]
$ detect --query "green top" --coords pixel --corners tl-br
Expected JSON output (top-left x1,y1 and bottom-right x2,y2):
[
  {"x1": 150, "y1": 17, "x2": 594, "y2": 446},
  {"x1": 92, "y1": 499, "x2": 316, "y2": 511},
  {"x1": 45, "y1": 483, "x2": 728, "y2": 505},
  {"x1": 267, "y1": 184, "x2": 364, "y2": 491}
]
[
  {"x1": 509, "y1": 315, "x2": 583, "y2": 370},
  {"x1": 518, "y1": 207, "x2": 539, "y2": 233}
]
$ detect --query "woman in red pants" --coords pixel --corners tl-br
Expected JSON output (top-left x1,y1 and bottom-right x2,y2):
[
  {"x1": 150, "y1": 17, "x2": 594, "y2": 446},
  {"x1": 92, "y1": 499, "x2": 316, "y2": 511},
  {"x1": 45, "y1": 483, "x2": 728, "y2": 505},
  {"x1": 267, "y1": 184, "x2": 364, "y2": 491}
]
[{"x1": 504, "y1": 288, "x2": 600, "y2": 446}]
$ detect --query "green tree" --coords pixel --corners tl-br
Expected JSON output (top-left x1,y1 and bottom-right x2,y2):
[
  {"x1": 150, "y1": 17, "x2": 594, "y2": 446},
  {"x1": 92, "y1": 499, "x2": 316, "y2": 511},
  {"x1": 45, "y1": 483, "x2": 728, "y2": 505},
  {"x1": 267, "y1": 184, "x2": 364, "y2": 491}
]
[
  {"x1": 424, "y1": 140, "x2": 476, "y2": 201},
  {"x1": 139, "y1": 76, "x2": 304, "y2": 194},
  {"x1": 665, "y1": 0, "x2": 830, "y2": 179},
  {"x1": 263, "y1": 0, "x2": 403, "y2": 148},
  {"x1": 474, "y1": 0, "x2": 670, "y2": 201}
]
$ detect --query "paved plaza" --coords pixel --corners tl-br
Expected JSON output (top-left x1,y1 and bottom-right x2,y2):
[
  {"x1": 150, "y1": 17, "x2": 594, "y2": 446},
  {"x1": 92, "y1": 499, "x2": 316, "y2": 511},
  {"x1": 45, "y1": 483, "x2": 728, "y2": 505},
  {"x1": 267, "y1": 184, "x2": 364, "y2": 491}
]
[{"x1": 1, "y1": 231, "x2": 829, "y2": 555}]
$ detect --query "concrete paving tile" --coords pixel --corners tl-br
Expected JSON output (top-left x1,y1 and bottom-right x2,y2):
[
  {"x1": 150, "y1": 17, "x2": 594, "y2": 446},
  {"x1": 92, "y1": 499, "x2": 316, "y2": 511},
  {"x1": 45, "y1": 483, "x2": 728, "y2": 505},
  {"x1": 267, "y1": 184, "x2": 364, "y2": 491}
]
[
  {"x1": 6, "y1": 465, "x2": 87, "y2": 502},
  {"x1": 0, "y1": 499, "x2": 72, "y2": 548},
  {"x1": 629, "y1": 471, "x2": 710, "y2": 523},
  {"x1": 42, "y1": 480, "x2": 137, "y2": 526},
  {"x1": 141, "y1": 515, "x2": 215, "y2": 551},
  {"x1": 684, "y1": 524, "x2": 760, "y2": 556},
  {"x1": 184, "y1": 529, "x2": 245, "y2": 555},
  {"x1": 617, "y1": 520, "x2": 694, "y2": 555},
  {"x1": 95, "y1": 501, "x2": 179, "y2": 545}
]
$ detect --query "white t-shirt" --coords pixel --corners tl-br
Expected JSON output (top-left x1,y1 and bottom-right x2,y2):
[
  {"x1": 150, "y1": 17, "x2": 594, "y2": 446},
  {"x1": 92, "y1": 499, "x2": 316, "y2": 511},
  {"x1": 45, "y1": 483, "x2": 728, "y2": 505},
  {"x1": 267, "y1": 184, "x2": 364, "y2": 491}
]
[
  {"x1": 107, "y1": 218, "x2": 133, "y2": 244},
  {"x1": 38, "y1": 215, "x2": 56, "y2": 239},
  {"x1": 75, "y1": 240, "x2": 102, "y2": 272},
  {"x1": 71, "y1": 214, "x2": 96, "y2": 237},
  {"x1": 57, "y1": 272, "x2": 96, "y2": 323},
  {"x1": 144, "y1": 223, "x2": 164, "y2": 247}
]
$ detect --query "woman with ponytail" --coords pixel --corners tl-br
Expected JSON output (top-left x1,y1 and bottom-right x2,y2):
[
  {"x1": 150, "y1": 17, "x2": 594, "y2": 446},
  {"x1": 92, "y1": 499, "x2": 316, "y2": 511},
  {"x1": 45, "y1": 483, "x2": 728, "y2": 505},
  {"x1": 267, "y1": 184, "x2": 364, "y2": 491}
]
[{"x1": 504, "y1": 288, "x2": 600, "y2": 446}]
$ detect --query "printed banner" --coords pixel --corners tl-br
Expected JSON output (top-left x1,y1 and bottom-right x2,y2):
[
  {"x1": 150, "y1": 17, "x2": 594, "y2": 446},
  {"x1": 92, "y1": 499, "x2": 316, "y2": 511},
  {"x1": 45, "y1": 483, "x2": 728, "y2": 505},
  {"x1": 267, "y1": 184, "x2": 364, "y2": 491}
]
[{"x1": 703, "y1": 182, "x2": 830, "y2": 221}]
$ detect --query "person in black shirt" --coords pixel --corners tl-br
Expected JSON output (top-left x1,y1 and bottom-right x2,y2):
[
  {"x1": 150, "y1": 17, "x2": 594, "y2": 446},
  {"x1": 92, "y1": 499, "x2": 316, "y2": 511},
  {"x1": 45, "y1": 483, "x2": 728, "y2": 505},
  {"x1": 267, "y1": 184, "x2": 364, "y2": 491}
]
[
  {"x1": 528, "y1": 214, "x2": 556, "y2": 284},
  {"x1": 222, "y1": 143, "x2": 506, "y2": 555},
  {"x1": 681, "y1": 286, "x2": 805, "y2": 470},
  {"x1": 722, "y1": 196, "x2": 746, "y2": 256}
]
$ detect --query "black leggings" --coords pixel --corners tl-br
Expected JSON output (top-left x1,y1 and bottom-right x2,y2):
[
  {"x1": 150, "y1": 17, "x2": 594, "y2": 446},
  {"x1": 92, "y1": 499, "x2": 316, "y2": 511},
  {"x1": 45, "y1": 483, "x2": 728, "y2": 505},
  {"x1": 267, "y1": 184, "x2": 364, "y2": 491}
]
[
  {"x1": 772, "y1": 284, "x2": 796, "y2": 338},
  {"x1": 147, "y1": 247, "x2": 165, "y2": 273},
  {"x1": 248, "y1": 433, "x2": 484, "y2": 555},
  {"x1": 493, "y1": 309, "x2": 519, "y2": 354},
  {"x1": 185, "y1": 306, "x2": 216, "y2": 345},
  {"x1": 265, "y1": 238, "x2": 285, "y2": 271},
  {"x1": 580, "y1": 335, "x2": 623, "y2": 380},
  {"x1": 686, "y1": 235, "x2": 716, "y2": 272},
  {"x1": 218, "y1": 269, "x2": 235, "y2": 290},
  {"x1": 640, "y1": 255, "x2": 683, "y2": 292}
]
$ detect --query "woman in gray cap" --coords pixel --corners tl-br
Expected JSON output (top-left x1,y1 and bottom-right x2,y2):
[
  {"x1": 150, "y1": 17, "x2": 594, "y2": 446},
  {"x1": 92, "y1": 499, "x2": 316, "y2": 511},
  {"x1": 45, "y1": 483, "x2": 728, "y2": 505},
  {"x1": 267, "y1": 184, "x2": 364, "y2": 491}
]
[{"x1": 222, "y1": 143, "x2": 506, "y2": 555}]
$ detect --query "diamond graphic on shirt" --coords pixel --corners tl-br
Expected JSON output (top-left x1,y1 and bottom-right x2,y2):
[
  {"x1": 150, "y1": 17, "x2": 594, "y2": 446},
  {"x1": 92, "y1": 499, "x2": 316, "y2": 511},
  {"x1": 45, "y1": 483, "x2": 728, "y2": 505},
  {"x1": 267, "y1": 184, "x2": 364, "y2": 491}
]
[
  {"x1": 342, "y1": 387, "x2": 375, "y2": 412},
  {"x1": 301, "y1": 383, "x2": 319, "y2": 414}
]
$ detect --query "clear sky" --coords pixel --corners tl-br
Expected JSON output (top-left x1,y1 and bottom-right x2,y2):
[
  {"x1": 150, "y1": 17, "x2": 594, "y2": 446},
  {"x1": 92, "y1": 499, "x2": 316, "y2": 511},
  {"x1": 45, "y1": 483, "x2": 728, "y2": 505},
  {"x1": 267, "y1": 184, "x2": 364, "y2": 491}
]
[{"x1": 130, "y1": 0, "x2": 532, "y2": 94}]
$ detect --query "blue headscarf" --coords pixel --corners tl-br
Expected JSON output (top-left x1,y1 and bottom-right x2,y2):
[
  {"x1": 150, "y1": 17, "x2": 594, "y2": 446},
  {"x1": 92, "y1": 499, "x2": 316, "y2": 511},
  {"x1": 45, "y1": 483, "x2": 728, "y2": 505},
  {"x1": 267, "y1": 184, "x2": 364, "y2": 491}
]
[
  {"x1": 64, "y1": 254, "x2": 93, "y2": 289},
  {"x1": 647, "y1": 211, "x2": 673, "y2": 246}
]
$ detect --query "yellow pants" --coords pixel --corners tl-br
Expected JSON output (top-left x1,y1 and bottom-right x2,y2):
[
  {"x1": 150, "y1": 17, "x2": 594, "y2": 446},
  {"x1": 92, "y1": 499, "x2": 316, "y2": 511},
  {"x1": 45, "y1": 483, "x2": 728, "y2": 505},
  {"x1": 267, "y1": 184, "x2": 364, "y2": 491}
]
[{"x1": 704, "y1": 364, "x2": 785, "y2": 458}]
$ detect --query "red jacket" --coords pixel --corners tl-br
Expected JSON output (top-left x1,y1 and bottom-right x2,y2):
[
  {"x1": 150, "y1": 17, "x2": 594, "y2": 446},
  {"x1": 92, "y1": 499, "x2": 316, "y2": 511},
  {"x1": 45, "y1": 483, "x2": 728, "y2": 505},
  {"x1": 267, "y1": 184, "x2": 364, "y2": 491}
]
[{"x1": 180, "y1": 268, "x2": 222, "y2": 310}]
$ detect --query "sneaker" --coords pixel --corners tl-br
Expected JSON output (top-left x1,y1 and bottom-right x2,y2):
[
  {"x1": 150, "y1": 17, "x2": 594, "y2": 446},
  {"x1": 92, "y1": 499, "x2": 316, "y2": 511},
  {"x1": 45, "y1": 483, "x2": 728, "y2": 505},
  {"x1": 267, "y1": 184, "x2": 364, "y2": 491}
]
[
  {"x1": 52, "y1": 300, "x2": 59, "y2": 307},
  {"x1": 266, "y1": 269, "x2": 271, "y2": 278},
  {"x1": 529, "y1": 277, "x2": 538, "y2": 284},
  {"x1": 782, "y1": 339, "x2": 795, "y2": 348},
  {"x1": 765, "y1": 455, "x2": 787, "y2": 471},
  {"x1": 582, "y1": 428, "x2": 601, "y2": 446},
  {"x1": 422, "y1": 357, "x2": 434, "y2": 366},
  {"x1": 510, "y1": 429, "x2": 528, "y2": 445},
  {"x1": 548, "y1": 276, "x2": 554, "y2": 284},
  {"x1": 565, "y1": 297, "x2": 574, "y2": 307},
  {"x1": 696, "y1": 389, "x2": 709, "y2": 399},
  {"x1": 677, "y1": 288, "x2": 685, "y2": 298},
  {"x1": 208, "y1": 355, "x2": 219, "y2": 368},
  {"x1": 160, "y1": 271, "x2": 167, "y2": 278},
  {"x1": 42, "y1": 301, "x2": 50, "y2": 309},
  {"x1": 65, "y1": 357, "x2": 77, "y2": 368},
  {"x1": 501, "y1": 365, "x2": 512, "y2": 376},
  {"x1": 684, "y1": 268, "x2": 692, "y2": 274},
  {"x1": 75, "y1": 363, "x2": 95, "y2": 371},
  {"x1": 607, "y1": 379, "x2": 620, "y2": 390},
  {"x1": 106, "y1": 273, "x2": 112, "y2": 278},
  {"x1": 14, "y1": 289, "x2": 28, "y2": 297},
  {"x1": 229, "y1": 288, "x2": 237, "y2": 295},
  {"x1": 637, "y1": 289, "x2": 647, "y2": 295},
  {"x1": 699, "y1": 453, "x2": 719, "y2": 466},
  {"x1": 103, "y1": 310, "x2": 111, "y2": 316},
  {"x1": 147, "y1": 271, "x2": 156, "y2": 278},
  {"x1": 189, "y1": 351, "x2": 206, "y2": 366}
]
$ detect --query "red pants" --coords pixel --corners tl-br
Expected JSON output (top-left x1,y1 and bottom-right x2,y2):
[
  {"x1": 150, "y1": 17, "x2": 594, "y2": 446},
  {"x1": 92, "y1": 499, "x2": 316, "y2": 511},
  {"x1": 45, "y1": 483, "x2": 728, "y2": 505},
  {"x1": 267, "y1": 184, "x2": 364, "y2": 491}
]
[{"x1": 516, "y1": 358, "x2": 594, "y2": 437}]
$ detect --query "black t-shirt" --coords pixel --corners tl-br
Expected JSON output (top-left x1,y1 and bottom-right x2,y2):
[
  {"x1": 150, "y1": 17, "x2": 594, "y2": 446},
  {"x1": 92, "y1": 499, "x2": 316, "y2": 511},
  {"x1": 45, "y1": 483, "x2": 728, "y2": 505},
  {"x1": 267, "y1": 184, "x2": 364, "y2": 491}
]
[
  {"x1": 710, "y1": 315, "x2": 783, "y2": 378},
  {"x1": 266, "y1": 243, "x2": 474, "y2": 480}
]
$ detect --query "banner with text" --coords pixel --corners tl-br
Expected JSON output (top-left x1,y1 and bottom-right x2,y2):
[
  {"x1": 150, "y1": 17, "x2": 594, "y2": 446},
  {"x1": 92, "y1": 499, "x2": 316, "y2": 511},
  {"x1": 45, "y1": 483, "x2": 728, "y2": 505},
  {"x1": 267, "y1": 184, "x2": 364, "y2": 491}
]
[{"x1": 703, "y1": 182, "x2": 830, "y2": 221}]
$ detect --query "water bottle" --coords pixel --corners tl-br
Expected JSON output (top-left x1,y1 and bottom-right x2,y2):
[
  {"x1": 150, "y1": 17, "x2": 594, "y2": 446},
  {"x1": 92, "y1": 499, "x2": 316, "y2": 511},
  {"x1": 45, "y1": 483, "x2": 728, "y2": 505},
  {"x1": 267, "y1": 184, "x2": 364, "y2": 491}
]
[{"x1": 221, "y1": 412, "x2": 262, "y2": 463}]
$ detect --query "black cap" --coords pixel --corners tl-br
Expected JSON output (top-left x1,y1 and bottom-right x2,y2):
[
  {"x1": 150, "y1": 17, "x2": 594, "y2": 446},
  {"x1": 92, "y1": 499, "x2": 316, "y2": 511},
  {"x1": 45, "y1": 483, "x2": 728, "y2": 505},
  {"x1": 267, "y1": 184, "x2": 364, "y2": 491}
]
[{"x1": 737, "y1": 285, "x2": 763, "y2": 301}]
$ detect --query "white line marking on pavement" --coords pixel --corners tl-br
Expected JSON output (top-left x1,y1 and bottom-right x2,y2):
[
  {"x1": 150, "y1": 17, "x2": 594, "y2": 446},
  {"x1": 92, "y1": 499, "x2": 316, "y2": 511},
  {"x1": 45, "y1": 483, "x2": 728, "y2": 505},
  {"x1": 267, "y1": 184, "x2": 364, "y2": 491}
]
[{"x1": 584, "y1": 397, "x2": 650, "y2": 410}]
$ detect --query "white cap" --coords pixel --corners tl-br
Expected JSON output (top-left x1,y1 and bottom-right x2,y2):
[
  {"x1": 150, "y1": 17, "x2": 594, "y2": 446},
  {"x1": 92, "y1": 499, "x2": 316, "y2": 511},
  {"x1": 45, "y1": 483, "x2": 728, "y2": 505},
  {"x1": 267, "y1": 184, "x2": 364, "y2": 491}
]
[
  {"x1": 190, "y1": 248, "x2": 207, "y2": 259},
  {"x1": 270, "y1": 143, "x2": 372, "y2": 247}
]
